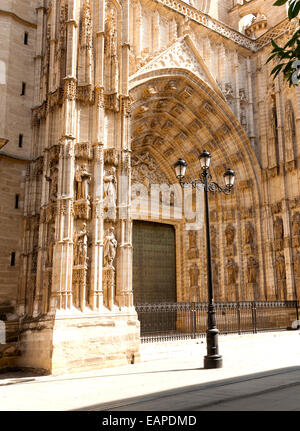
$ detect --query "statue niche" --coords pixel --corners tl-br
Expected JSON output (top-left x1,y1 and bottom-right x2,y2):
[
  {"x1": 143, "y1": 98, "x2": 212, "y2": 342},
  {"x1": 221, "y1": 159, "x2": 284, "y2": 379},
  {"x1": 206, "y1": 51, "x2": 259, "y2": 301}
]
[
  {"x1": 104, "y1": 7, "x2": 119, "y2": 110},
  {"x1": 292, "y1": 212, "x2": 300, "y2": 247},
  {"x1": 73, "y1": 223, "x2": 89, "y2": 310},
  {"x1": 46, "y1": 226, "x2": 55, "y2": 267},
  {"x1": 189, "y1": 263, "x2": 200, "y2": 302},
  {"x1": 275, "y1": 253, "x2": 286, "y2": 300},
  {"x1": 103, "y1": 226, "x2": 118, "y2": 310},
  {"x1": 226, "y1": 258, "x2": 239, "y2": 302},
  {"x1": 75, "y1": 165, "x2": 91, "y2": 201},
  {"x1": 225, "y1": 224, "x2": 236, "y2": 257},
  {"x1": 247, "y1": 256, "x2": 259, "y2": 300},
  {"x1": 46, "y1": 166, "x2": 58, "y2": 202},
  {"x1": 103, "y1": 226, "x2": 118, "y2": 269},
  {"x1": 244, "y1": 222, "x2": 255, "y2": 254},
  {"x1": 274, "y1": 216, "x2": 284, "y2": 251},
  {"x1": 74, "y1": 223, "x2": 88, "y2": 267},
  {"x1": 74, "y1": 165, "x2": 91, "y2": 220},
  {"x1": 187, "y1": 230, "x2": 199, "y2": 259},
  {"x1": 103, "y1": 166, "x2": 117, "y2": 221}
]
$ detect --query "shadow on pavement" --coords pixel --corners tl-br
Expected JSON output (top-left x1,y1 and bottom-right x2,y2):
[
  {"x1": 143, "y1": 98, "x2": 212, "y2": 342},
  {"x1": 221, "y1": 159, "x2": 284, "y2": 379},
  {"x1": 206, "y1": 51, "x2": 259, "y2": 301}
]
[{"x1": 73, "y1": 366, "x2": 300, "y2": 411}]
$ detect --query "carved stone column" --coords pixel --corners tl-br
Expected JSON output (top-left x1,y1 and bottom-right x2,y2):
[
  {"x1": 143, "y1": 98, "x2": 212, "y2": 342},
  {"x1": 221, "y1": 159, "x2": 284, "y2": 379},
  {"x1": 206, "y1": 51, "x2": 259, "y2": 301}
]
[
  {"x1": 89, "y1": 143, "x2": 105, "y2": 310},
  {"x1": 50, "y1": 138, "x2": 75, "y2": 311}
]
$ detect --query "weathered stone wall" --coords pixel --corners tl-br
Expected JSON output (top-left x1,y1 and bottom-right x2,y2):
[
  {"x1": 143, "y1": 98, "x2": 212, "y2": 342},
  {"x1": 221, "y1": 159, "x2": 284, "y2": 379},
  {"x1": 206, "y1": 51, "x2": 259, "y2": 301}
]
[
  {"x1": 0, "y1": 156, "x2": 26, "y2": 309},
  {"x1": 0, "y1": 0, "x2": 38, "y2": 317}
]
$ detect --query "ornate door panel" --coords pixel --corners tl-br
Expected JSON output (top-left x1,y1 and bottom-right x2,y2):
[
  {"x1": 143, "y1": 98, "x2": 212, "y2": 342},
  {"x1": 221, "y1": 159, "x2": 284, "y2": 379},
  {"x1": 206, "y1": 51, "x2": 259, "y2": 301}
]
[{"x1": 133, "y1": 221, "x2": 176, "y2": 304}]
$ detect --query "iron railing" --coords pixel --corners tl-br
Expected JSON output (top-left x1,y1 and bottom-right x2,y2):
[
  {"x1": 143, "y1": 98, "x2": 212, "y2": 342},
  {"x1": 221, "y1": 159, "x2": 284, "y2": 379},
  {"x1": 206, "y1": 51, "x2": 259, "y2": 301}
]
[{"x1": 135, "y1": 301, "x2": 299, "y2": 343}]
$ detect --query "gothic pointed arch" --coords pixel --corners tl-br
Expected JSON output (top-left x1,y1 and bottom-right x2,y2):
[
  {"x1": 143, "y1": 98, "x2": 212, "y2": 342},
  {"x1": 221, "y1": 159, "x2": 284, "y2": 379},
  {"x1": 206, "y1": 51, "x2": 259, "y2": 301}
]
[{"x1": 129, "y1": 66, "x2": 265, "y2": 302}]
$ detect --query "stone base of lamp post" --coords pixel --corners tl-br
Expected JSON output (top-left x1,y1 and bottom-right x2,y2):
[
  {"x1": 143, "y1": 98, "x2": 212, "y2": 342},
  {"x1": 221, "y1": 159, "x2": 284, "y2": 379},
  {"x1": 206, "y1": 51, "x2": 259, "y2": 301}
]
[{"x1": 204, "y1": 308, "x2": 223, "y2": 369}]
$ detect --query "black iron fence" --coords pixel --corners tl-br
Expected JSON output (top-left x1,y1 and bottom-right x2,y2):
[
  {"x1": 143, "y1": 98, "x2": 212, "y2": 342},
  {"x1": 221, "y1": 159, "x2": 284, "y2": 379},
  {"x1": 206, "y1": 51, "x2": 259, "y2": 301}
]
[{"x1": 135, "y1": 301, "x2": 299, "y2": 343}]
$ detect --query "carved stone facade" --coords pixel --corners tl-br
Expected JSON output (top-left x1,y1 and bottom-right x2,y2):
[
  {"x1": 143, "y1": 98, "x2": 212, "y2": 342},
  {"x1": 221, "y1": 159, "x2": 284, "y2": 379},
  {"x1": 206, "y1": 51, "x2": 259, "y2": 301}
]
[{"x1": 0, "y1": 0, "x2": 299, "y2": 373}]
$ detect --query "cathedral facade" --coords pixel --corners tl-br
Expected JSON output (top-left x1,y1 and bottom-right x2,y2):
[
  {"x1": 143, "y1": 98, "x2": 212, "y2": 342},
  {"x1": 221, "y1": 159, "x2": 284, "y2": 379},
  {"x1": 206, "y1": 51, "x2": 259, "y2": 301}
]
[{"x1": 0, "y1": 0, "x2": 300, "y2": 373}]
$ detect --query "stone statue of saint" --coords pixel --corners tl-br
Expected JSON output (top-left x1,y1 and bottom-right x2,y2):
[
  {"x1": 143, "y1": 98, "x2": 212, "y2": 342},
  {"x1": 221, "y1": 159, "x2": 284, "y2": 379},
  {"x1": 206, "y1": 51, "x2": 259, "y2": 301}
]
[
  {"x1": 105, "y1": 8, "x2": 118, "y2": 93},
  {"x1": 247, "y1": 256, "x2": 259, "y2": 283},
  {"x1": 103, "y1": 166, "x2": 117, "y2": 220},
  {"x1": 274, "y1": 217, "x2": 284, "y2": 240},
  {"x1": 189, "y1": 263, "x2": 200, "y2": 289},
  {"x1": 75, "y1": 165, "x2": 91, "y2": 200},
  {"x1": 46, "y1": 167, "x2": 58, "y2": 202},
  {"x1": 226, "y1": 258, "x2": 238, "y2": 284},
  {"x1": 295, "y1": 251, "x2": 300, "y2": 278},
  {"x1": 225, "y1": 224, "x2": 235, "y2": 246},
  {"x1": 245, "y1": 222, "x2": 255, "y2": 245},
  {"x1": 276, "y1": 254, "x2": 286, "y2": 280},
  {"x1": 46, "y1": 226, "x2": 55, "y2": 266},
  {"x1": 74, "y1": 223, "x2": 88, "y2": 266},
  {"x1": 292, "y1": 212, "x2": 300, "y2": 237},
  {"x1": 103, "y1": 226, "x2": 117, "y2": 268}
]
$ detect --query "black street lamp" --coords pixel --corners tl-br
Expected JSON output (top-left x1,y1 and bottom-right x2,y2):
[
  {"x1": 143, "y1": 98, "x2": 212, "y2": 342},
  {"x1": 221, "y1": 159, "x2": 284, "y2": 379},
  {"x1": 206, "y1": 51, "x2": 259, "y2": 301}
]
[{"x1": 174, "y1": 151, "x2": 236, "y2": 369}]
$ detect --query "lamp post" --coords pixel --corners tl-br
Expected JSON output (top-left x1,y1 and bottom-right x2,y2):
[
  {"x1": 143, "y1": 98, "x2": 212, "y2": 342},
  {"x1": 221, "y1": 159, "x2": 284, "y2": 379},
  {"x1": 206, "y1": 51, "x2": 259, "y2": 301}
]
[{"x1": 174, "y1": 151, "x2": 236, "y2": 369}]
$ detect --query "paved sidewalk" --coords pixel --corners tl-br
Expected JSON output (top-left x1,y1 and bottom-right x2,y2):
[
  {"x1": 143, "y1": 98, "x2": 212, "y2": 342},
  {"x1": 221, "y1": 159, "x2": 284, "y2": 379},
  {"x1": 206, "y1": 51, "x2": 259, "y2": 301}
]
[{"x1": 0, "y1": 331, "x2": 300, "y2": 411}]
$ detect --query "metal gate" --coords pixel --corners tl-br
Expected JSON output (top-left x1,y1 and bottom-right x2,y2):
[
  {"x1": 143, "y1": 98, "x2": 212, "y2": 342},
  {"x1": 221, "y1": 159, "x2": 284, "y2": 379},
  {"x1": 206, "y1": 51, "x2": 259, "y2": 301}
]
[{"x1": 135, "y1": 301, "x2": 299, "y2": 342}]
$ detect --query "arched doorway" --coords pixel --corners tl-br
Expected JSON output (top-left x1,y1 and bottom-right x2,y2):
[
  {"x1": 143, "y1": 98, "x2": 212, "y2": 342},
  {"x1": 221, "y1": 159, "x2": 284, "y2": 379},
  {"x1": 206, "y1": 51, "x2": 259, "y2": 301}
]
[
  {"x1": 129, "y1": 63, "x2": 265, "y2": 303},
  {"x1": 132, "y1": 220, "x2": 176, "y2": 304}
]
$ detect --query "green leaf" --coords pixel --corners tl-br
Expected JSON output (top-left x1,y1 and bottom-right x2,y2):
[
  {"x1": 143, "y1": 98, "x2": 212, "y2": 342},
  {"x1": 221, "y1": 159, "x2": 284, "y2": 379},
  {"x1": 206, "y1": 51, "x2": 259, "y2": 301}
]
[
  {"x1": 273, "y1": 0, "x2": 289, "y2": 5},
  {"x1": 288, "y1": 0, "x2": 300, "y2": 19},
  {"x1": 271, "y1": 64, "x2": 284, "y2": 75},
  {"x1": 266, "y1": 53, "x2": 278, "y2": 63}
]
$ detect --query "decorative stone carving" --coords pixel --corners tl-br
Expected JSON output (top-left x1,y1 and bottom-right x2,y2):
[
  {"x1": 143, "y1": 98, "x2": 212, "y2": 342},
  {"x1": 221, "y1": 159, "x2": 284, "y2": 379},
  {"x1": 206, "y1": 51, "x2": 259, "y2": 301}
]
[
  {"x1": 276, "y1": 254, "x2": 286, "y2": 281},
  {"x1": 74, "y1": 223, "x2": 88, "y2": 267},
  {"x1": 274, "y1": 217, "x2": 284, "y2": 251},
  {"x1": 292, "y1": 212, "x2": 300, "y2": 247},
  {"x1": 131, "y1": 152, "x2": 169, "y2": 188},
  {"x1": 294, "y1": 251, "x2": 300, "y2": 278},
  {"x1": 240, "y1": 105, "x2": 247, "y2": 130},
  {"x1": 224, "y1": 83, "x2": 234, "y2": 100},
  {"x1": 165, "y1": 80, "x2": 177, "y2": 90},
  {"x1": 103, "y1": 166, "x2": 117, "y2": 221},
  {"x1": 225, "y1": 224, "x2": 236, "y2": 256},
  {"x1": 187, "y1": 231, "x2": 199, "y2": 259},
  {"x1": 244, "y1": 222, "x2": 255, "y2": 253},
  {"x1": 46, "y1": 166, "x2": 58, "y2": 202},
  {"x1": 189, "y1": 263, "x2": 200, "y2": 289},
  {"x1": 276, "y1": 253, "x2": 286, "y2": 300},
  {"x1": 77, "y1": 85, "x2": 94, "y2": 104},
  {"x1": 105, "y1": 148, "x2": 119, "y2": 167},
  {"x1": 74, "y1": 201, "x2": 91, "y2": 220},
  {"x1": 226, "y1": 258, "x2": 239, "y2": 285},
  {"x1": 80, "y1": 0, "x2": 93, "y2": 54},
  {"x1": 103, "y1": 227, "x2": 117, "y2": 269},
  {"x1": 210, "y1": 225, "x2": 217, "y2": 258},
  {"x1": 75, "y1": 165, "x2": 91, "y2": 201},
  {"x1": 64, "y1": 78, "x2": 77, "y2": 100},
  {"x1": 104, "y1": 7, "x2": 119, "y2": 97},
  {"x1": 271, "y1": 201, "x2": 282, "y2": 215},
  {"x1": 46, "y1": 226, "x2": 55, "y2": 267},
  {"x1": 247, "y1": 256, "x2": 259, "y2": 284},
  {"x1": 226, "y1": 258, "x2": 238, "y2": 302},
  {"x1": 143, "y1": 86, "x2": 157, "y2": 98},
  {"x1": 75, "y1": 142, "x2": 92, "y2": 160},
  {"x1": 239, "y1": 88, "x2": 247, "y2": 102},
  {"x1": 212, "y1": 259, "x2": 219, "y2": 289}
]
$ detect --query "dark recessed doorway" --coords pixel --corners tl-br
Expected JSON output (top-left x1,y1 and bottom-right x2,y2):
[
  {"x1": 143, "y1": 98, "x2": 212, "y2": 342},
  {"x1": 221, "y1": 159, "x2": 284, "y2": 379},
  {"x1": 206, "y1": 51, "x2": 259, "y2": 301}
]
[{"x1": 132, "y1": 220, "x2": 176, "y2": 304}]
